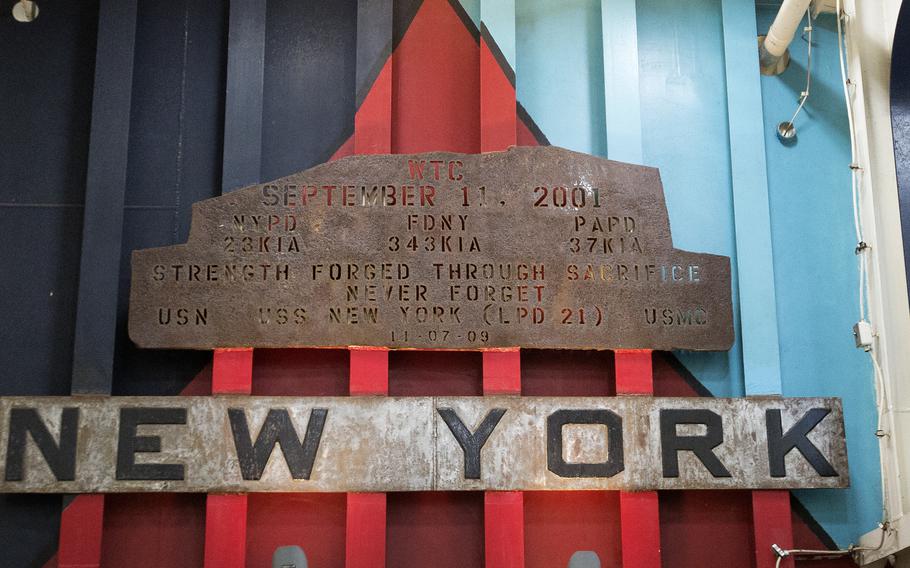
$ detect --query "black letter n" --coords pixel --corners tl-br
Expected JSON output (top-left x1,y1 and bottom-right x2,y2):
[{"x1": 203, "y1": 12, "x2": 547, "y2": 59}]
[
  {"x1": 5, "y1": 407, "x2": 79, "y2": 481},
  {"x1": 229, "y1": 408, "x2": 328, "y2": 480}
]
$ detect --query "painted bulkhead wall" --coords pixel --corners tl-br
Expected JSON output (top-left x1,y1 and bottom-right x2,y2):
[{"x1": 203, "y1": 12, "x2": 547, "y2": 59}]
[
  {"x1": 511, "y1": 0, "x2": 882, "y2": 548},
  {"x1": 0, "y1": 0, "x2": 900, "y2": 563}
]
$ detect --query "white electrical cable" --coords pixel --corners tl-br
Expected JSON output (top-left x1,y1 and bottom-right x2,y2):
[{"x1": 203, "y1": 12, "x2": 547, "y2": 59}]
[
  {"x1": 835, "y1": 0, "x2": 900, "y2": 520},
  {"x1": 786, "y1": 10, "x2": 813, "y2": 128},
  {"x1": 771, "y1": 4, "x2": 902, "y2": 564},
  {"x1": 835, "y1": 0, "x2": 866, "y2": 322},
  {"x1": 834, "y1": 0, "x2": 905, "y2": 536}
]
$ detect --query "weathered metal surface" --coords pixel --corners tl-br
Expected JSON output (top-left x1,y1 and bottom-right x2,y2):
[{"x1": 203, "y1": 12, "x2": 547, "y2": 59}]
[
  {"x1": 128, "y1": 146, "x2": 734, "y2": 350},
  {"x1": 0, "y1": 396, "x2": 847, "y2": 493}
]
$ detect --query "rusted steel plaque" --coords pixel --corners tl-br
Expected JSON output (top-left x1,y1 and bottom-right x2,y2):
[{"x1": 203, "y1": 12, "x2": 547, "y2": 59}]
[
  {"x1": 0, "y1": 396, "x2": 846, "y2": 493},
  {"x1": 129, "y1": 146, "x2": 733, "y2": 350}
]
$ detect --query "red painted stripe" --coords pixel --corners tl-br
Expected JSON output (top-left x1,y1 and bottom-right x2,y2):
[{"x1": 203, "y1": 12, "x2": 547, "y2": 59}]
[
  {"x1": 482, "y1": 349, "x2": 521, "y2": 395},
  {"x1": 211, "y1": 348, "x2": 253, "y2": 395},
  {"x1": 480, "y1": 37, "x2": 517, "y2": 152},
  {"x1": 355, "y1": 57, "x2": 393, "y2": 155},
  {"x1": 483, "y1": 349, "x2": 524, "y2": 566},
  {"x1": 615, "y1": 350, "x2": 660, "y2": 567},
  {"x1": 204, "y1": 494, "x2": 248, "y2": 568},
  {"x1": 331, "y1": 135, "x2": 355, "y2": 161},
  {"x1": 204, "y1": 349, "x2": 252, "y2": 568},
  {"x1": 349, "y1": 347, "x2": 390, "y2": 396},
  {"x1": 481, "y1": 29, "x2": 519, "y2": 554},
  {"x1": 346, "y1": 492, "x2": 387, "y2": 568},
  {"x1": 347, "y1": 349, "x2": 389, "y2": 567},
  {"x1": 485, "y1": 491, "x2": 525, "y2": 568},
  {"x1": 58, "y1": 494, "x2": 104, "y2": 568},
  {"x1": 619, "y1": 491, "x2": 661, "y2": 566},
  {"x1": 391, "y1": 0, "x2": 480, "y2": 154},
  {"x1": 614, "y1": 349, "x2": 653, "y2": 395},
  {"x1": 350, "y1": 43, "x2": 391, "y2": 561},
  {"x1": 752, "y1": 490, "x2": 794, "y2": 568}
]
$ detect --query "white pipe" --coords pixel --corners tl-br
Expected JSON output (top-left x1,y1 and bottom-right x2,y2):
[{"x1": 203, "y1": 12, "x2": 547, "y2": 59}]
[{"x1": 760, "y1": 0, "x2": 812, "y2": 73}]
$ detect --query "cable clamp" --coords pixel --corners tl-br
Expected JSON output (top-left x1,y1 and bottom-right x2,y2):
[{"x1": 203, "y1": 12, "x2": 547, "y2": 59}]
[
  {"x1": 772, "y1": 544, "x2": 790, "y2": 558},
  {"x1": 855, "y1": 241, "x2": 869, "y2": 255},
  {"x1": 849, "y1": 163, "x2": 863, "y2": 171},
  {"x1": 875, "y1": 429, "x2": 888, "y2": 438}
]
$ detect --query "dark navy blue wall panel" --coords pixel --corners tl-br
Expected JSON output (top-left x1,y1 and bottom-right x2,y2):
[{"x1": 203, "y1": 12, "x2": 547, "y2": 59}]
[
  {"x1": 0, "y1": 1, "x2": 99, "y2": 206},
  {"x1": 113, "y1": 0, "x2": 229, "y2": 396},
  {"x1": 892, "y1": 1, "x2": 910, "y2": 309},
  {"x1": 0, "y1": 1, "x2": 99, "y2": 397},
  {"x1": 260, "y1": 0, "x2": 358, "y2": 180},
  {"x1": 0, "y1": 1, "x2": 100, "y2": 564}
]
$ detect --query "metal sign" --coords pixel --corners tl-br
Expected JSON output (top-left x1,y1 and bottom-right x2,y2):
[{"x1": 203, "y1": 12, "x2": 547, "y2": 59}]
[
  {"x1": 0, "y1": 395, "x2": 846, "y2": 493},
  {"x1": 128, "y1": 147, "x2": 734, "y2": 351}
]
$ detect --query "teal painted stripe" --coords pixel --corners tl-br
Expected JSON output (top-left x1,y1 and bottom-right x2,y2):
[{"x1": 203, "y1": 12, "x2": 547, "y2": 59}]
[
  {"x1": 601, "y1": 0, "x2": 642, "y2": 164},
  {"x1": 721, "y1": 0, "x2": 782, "y2": 396},
  {"x1": 457, "y1": 0, "x2": 480, "y2": 29},
  {"x1": 637, "y1": 0, "x2": 743, "y2": 398},
  {"x1": 516, "y1": 0, "x2": 606, "y2": 157},
  {"x1": 755, "y1": 6, "x2": 880, "y2": 546},
  {"x1": 481, "y1": 0, "x2": 516, "y2": 72}
]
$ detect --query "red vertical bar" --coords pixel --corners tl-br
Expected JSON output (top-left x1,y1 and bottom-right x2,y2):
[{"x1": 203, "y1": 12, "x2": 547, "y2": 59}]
[
  {"x1": 58, "y1": 494, "x2": 104, "y2": 568},
  {"x1": 482, "y1": 349, "x2": 521, "y2": 395},
  {"x1": 211, "y1": 347, "x2": 253, "y2": 395},
  {"x1": 483, "y1": 349, "x2": 524, "y2": 568},
  {"x1": 480, "y1": 38, "x2": 517, "y2": 152},
  {"x1": 480, "y1": 10, "x2": 522, "y2": 560},
  {"x1": 615, "y1": 349, "x2": 661, "y2": 567},
  {"x1": 349, "y1": 347, "x2": 389, "y2": 396},
  {"x1": 618, "y1": 492, "x2": 660, "y2": 566},
  {"x1": 346, "y1": 347, "x2": 389, "y2": 568},
  {"x1": 204, "y1": 494, "x2": 248, "y2": 568},
  {"x1": 485, "y1": 491, "x2": 525, "y2": 568},
  {"x1": 614, "y1": 349, "x2": 653, "y2": 395},
  {"x1": 355, "y1": 59, "x2": 393, "y2": 154},
  {"x1": 752, "y1": 491, "x2": 794, "y2": 568},
  {"x1": 204, "y1": 348, "x2": 252, "y2": 568},
  {"x1": 346, "y1": 491, "x2": 387, "y2": 568},
  {"x1": 349, "y1": 0, "x2": 391, "y2": 544}
]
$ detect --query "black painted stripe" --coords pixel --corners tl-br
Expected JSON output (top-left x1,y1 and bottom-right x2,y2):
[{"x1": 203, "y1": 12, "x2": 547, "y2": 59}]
[
  {"x1": 517, "y1": 101, "x2": 551, "y2": 146},
  {"x1": 70, "y1": 0, "x2": 138, "y2": 396},
  {"x1": 446, "y1": 0, "x2": 480, "y2": 42},
  {"x1": 356, "y1": 0, "x2": 394, "y2": 109},
  {"x1": 791, "y1": 494, "x2": 842, "y2": 551},
  {"x1": 479, "y1": 21, "x2": 515, "y2": 88},
  {"x1": 354, "y1": 0, "x2": 425, "y2": 110},
  {"x1": 222, "y1": 0, "x2": 266, "y2": 193},
  {"x1": 663, "y1": 352, "x2": 715, "y2": 398}
]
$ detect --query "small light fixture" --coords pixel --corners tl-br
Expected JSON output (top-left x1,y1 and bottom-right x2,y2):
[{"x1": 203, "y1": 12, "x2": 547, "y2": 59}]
[{"x1": 12, "y1": 0, "x2": 39, "y2": 23}]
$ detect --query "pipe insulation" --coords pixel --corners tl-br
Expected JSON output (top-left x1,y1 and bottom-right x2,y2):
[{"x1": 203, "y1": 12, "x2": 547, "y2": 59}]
[
  {"x1": 764, "y1": 0, "x2": 812, "y2": 55},
  {"x1": 760, "y1": 0, "x2": 812, "y2": 73}
]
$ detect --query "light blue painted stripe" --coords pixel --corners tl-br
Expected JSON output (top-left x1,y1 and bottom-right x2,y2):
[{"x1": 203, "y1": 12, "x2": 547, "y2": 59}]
[
  {"x1": 755, "y1": 5, "x2": 880, "y2": 545},
  {"x1": 481, "y1": 0, "x2": 516, "y2": 72},
  {"x1": 516, "y1": 0, "x2": 606, "y2": 156},
  {"x1": 721, "y1": 0, "x2": 782, "y2": 395},
  {"x1": 457, "y1": 0, "x2": 480, "y2": 29},
  {"x1": 601, "y1": 0, "x2": 642, "y2": 164}
]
